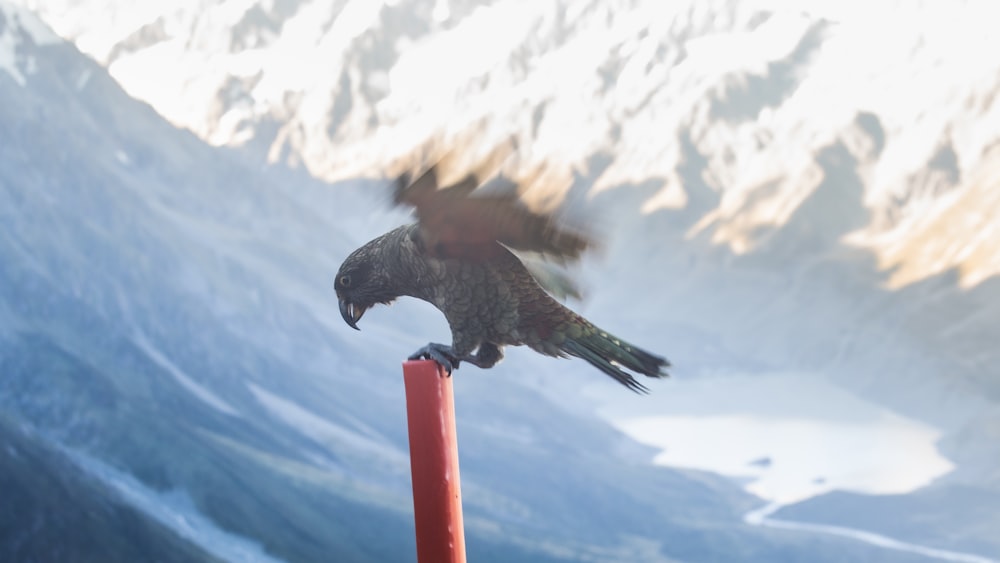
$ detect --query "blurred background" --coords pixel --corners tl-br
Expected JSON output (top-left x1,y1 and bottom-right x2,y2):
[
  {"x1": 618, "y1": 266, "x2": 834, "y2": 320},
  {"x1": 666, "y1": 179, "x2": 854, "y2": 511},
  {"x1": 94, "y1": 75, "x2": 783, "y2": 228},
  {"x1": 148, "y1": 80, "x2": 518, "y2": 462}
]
[{"x1": 2, "y1": 0, "x2": 998, "y2": 561}]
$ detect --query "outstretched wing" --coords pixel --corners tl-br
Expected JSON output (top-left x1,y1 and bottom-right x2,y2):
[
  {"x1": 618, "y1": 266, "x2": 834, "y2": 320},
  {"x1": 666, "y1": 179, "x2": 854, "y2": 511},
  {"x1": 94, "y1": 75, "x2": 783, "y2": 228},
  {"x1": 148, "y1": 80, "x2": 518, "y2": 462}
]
[{"x1": 394, "y1": 147, "x2": 591, "y2": 263}]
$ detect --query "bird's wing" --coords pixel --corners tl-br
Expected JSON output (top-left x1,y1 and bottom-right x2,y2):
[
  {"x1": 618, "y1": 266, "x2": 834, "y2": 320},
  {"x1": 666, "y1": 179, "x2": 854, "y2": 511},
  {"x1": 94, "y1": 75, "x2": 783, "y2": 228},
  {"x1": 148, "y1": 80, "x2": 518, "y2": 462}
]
[{"x1": 394, "y1": 146, "x2": 591, "y2": 262}]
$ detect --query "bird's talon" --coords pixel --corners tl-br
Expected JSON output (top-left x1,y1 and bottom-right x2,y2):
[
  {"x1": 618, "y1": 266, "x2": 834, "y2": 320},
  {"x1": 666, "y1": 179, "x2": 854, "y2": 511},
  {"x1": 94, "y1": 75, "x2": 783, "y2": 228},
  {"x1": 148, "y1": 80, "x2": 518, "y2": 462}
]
[{"x1": 409, "y1": 343, "x2": 458, "y2": 374}]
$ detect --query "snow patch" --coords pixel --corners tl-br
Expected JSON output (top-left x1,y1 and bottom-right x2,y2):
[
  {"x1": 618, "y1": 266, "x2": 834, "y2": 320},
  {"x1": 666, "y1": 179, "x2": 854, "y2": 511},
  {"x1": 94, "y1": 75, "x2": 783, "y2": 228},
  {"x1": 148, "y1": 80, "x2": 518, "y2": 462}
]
[
  {"x1": 65, "y1": 447, "x2": 285, "y2": 563},
  {"x1": 745, "y1": 502, "x2": 998, "y2": 563},
  {"x1": 0, "y1": 36, "x2": 24, "y2": 86},
  {"x1": 0, "y1": 5, "x2": 25, "y2": 86},
  {"x1": 133, "y1": 332, "x2": 240, "y2": 416},
  {"x1": 0, "y1": 3, "x2": 58, "y2": 85},
  {"x1": 1, "y1": 3, "x2": 59, "y2": 45},
  {"x1": 247, "y1": 382, "x2": 406, "y2": 465},
  {"x1": 75, "y1": 68, "x2": 91, "y2": 90}
]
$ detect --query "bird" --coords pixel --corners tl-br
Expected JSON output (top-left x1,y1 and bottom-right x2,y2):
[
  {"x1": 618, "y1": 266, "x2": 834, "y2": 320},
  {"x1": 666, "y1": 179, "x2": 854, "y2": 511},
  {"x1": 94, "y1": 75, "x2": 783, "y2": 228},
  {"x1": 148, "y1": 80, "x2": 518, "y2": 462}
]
[{"x1": 334, "y1": 146, "x2": 669, "y2": 393}]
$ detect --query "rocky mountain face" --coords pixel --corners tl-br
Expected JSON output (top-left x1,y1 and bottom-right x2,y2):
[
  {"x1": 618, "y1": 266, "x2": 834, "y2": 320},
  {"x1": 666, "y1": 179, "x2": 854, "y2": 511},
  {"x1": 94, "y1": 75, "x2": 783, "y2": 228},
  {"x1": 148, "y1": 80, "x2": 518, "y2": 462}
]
[{"x1": 3, "y1": 0, "x2": 999, "y2": 561}]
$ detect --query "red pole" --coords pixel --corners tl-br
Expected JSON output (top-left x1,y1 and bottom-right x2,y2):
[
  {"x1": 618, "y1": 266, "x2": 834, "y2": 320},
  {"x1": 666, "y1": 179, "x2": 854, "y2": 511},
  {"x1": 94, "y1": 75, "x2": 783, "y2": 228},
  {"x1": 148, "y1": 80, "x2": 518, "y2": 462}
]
[{"x1": 402, "y1": 360, "x2": 467, "y2": 563}]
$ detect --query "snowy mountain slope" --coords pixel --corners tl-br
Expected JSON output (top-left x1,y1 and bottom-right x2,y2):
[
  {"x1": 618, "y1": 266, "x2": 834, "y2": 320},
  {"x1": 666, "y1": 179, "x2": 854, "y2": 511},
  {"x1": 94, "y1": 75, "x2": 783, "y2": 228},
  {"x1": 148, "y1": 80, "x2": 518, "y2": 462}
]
[
  {"x1": 15, "y1": 0, "x2": 1000, "y2": 287},
  {"x1": 0, "y1": 417, "x2": 219, "y2": 563},
  {"x1": 0, "y1": 5, "x2": 948, "y2": 562}
]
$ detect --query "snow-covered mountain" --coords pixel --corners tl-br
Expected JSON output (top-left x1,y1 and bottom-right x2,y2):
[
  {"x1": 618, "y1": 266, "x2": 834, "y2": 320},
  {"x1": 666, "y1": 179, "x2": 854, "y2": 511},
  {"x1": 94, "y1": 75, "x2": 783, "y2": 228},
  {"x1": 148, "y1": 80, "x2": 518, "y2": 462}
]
[
  {"x1": 16, "y1": 0, "x2": 1000, "y2": 404},
  {"x1": 3, "y1": 0, "x2": 1000, "y2": 561},
  {"x1": 17, "y1": 0, "x2": 1000, "y2": 288}
]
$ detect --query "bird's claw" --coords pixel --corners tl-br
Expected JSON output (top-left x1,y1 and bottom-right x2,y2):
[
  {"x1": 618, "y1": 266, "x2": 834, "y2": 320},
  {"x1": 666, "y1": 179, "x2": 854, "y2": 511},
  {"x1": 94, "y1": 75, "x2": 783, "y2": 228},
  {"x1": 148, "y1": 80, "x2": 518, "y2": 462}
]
[{"x1": 408, "y1": 343, "x2": 459, "y2": 375}]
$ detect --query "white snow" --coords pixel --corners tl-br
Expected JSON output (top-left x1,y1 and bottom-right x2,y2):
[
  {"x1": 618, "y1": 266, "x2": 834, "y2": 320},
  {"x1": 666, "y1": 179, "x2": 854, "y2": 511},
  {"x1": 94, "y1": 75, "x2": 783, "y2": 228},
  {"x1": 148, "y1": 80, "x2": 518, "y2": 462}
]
[
  {"x1": 0, "y1": 32, "x2": 24, "y2": 86},
  {"x1": 74, "y1": 68, "x2": 91, "y2": 90},
  {"x1": 10, "y1": 0, "x2": 176, "y2": 57},
  {"x1": 133, "y1": 332, "x2": 240, "y2": 416},
  {"x1": 592, "y1": 373, "x2": 954, "y2": 505},
  {"x1": 0, "y1": 3, "x2": 66, "y2": 84},
  {"x1": 247, "y1": 382, "x2": 407, "y2": 465},
  {"x1": 16, "y1": 0, "x2": 1000, "y2": 284},
  {"x1": 745, "y1": 502, "x2": 998, "y2": 563},
  {"x1": 0, "y1": 2, "x2": 58, "y2": 44},
  {"x1": 65, "y1": 447, "x2": 285, "y2": 563},
  {"x1": 0, "y1": 4, "x2": 26, "y2": 86}
]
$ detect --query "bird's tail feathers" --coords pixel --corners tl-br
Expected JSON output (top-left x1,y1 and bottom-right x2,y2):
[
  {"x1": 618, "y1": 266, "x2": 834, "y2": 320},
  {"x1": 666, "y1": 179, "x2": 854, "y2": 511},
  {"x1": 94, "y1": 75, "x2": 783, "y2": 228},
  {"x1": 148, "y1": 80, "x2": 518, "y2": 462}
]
[{"x1": 562, "y1": 328, "x2": 669, "y2": 394}]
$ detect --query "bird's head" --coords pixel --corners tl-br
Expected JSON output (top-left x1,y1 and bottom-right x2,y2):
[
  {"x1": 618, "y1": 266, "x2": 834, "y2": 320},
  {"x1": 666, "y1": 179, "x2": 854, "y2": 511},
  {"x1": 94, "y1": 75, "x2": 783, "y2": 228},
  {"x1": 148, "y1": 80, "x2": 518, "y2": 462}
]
[{"x1": 335, "y1": 242, "x2": 399, "y2": 330}]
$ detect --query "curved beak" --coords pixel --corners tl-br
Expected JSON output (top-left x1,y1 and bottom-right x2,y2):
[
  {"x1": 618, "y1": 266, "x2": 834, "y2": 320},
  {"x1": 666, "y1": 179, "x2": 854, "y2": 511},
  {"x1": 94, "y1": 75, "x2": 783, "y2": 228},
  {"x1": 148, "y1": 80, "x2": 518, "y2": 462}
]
[{"x1": 339, "y1": 298, "x2": 367, "y2": 330}]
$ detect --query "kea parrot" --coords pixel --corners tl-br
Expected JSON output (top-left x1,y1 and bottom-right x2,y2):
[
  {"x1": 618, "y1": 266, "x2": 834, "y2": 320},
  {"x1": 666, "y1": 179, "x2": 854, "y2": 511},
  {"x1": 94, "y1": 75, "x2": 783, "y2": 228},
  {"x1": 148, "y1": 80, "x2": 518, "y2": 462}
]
[{"x1": 334, "y1": 148, "x2": 669, "y2": 393}]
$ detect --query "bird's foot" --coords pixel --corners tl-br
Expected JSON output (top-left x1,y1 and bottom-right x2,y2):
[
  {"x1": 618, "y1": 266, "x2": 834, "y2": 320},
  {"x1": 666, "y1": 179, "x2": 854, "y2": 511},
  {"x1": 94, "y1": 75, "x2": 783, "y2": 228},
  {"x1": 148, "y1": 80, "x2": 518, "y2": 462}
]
[
  {"x1": 408, "y1": 343, "x2": 460, "y2": 375},
  {"x1": 464, "y1": 342, "x2": 503, "y2": 369}
]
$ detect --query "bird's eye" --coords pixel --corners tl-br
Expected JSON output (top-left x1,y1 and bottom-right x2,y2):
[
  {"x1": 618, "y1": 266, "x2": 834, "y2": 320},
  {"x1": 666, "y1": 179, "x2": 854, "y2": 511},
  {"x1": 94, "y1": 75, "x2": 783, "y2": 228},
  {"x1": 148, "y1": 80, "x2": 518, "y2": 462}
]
[{"x1": 338, "y1": 275, "x2": 351, "y2": 288}]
